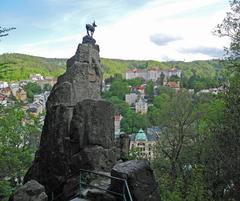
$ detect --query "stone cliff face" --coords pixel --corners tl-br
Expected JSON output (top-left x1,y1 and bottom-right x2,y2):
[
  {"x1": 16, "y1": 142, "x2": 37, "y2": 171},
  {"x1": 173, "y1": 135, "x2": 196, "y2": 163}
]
[
  {"x1": 47, "y1": 44, "x2": 102, "y2": 108},
  {"x1": 21, "y1": 40, "x2": 161, "y2": 201},
  {"x1": 24, "y1": 43, "x2": 117, "y2": 196}
]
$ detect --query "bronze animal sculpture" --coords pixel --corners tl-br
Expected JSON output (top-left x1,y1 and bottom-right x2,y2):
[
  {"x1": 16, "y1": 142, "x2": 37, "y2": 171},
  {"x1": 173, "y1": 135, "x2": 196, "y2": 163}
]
[{"x1": 86, "y1": 21, "x2": 97, "y2": 37}]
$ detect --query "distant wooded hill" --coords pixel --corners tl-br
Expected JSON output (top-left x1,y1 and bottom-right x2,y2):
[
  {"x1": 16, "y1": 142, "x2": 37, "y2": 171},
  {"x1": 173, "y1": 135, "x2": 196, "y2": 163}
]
[{"x1": 0, "y1": 53, "x2": 224, "y2": 81}]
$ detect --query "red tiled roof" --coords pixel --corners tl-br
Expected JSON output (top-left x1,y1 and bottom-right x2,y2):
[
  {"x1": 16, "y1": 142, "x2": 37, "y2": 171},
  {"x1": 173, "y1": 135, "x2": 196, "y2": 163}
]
[
  {"x1": 0, "y1": 87, "x2": 11, "y2": 93},
  {"x1": 166, "y1": 81, "x2": 179, "y2": 88},
  {"x1": 0, "y1": 93, "x2": 7, "y2": 100}
]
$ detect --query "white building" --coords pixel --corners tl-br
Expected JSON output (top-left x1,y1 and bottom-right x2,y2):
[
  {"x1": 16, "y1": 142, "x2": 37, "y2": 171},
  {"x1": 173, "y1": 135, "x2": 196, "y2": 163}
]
[
  {"x1": 0, "y1": 81, "x2": 9, "y2": 89},
  {"x1": 125, "y1": 67, "x2": 182, "y2": 81},
  {"x1": 33, "y1": 91, "x2": 50, "y2": 107},
  {"x1": 125, "y1": 92, "x2": 138, "y2": 106},
  {"x1": 9, "y1": 83, "x2": 20, "y2": 97},
  {"x1": 130, "y1": 129, "x2": 158, "y2": 160},
  {"x1": 29, "y1": 74, "x2": 44, "y2": 81},
  {"x1": 135, "y1": 97, "x2": 148, "y2": 114}
]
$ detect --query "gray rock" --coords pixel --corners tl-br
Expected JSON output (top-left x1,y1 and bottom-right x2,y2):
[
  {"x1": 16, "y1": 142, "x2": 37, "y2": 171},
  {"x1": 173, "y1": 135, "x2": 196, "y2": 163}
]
[
  {"x1": 111, "y1": 160, "x2": 161, "y2": 201},
  {"x1": 82, "y1": 35, "x2": 96, "y2": 45},
  {"x1": 47, "y1": 43, "x2": 102, "y2": 108},
  {"x1": 9, "y1": 180, "x2": 47, "y2": 201},
  {"x1": 85, "y1": 189, "x2": 117, "y2": 201},
  {"x1": 24, "y1": 43, "x2": 116, "y2": 199},
  {"x1": 22, "y1": 41, "x2": 161, "y2": 201}
]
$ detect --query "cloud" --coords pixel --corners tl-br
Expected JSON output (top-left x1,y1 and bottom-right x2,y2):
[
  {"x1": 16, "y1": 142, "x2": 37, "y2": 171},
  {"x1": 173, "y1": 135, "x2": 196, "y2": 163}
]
[
  {"x1": 179, "y1": 46, "x2": 224, "y2": 58},
  {"x1": 150, "y1": 33, "x2": 182, "y2": 46}
]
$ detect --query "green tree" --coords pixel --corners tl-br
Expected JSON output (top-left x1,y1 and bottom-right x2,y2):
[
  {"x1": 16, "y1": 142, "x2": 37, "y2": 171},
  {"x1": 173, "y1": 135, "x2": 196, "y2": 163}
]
[
  {"x1": 126, "y1": 78, "x2": 144, "y2": 87},
  {"x1": 43, "y1": 83, "x2": 52, "y2": 91},
  {"x1": 0, "y1": 104, "x2": 41, "y2": 200},
  {"x1": 213, "y1": 1, "x2": 240, "y2": 200},
  {"x1": 108, "y1": 79, "x2": 129, "y2": 100},
  {"x1": 145, "y1": 80, "x2": 154, "y2": 102},
  {"x1": 24, "y1": 82, "x2": 42, "y2": 102}
]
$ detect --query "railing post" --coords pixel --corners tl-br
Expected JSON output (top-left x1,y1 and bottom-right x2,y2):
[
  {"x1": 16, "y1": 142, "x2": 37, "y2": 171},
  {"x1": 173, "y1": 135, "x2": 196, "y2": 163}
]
[
  {"x1": 51, "y1": 192, "x2": 54, "y2": 201},
  {"x1": 123, "y1": 181, "x2": 126, "y2": 201},
  {"x1": 79, "y1": 172, "x2": 82, "y2": 198}
]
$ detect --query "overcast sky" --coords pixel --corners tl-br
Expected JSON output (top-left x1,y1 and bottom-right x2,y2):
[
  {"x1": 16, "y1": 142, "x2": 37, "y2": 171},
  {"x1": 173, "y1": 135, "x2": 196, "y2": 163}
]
[{"x1": 0, "y1": 0, "x2": 231, "y2": 61}]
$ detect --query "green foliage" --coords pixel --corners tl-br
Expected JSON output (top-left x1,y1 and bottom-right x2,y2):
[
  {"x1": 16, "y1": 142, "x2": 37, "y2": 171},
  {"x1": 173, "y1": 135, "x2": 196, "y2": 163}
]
[
  {"x1": 0, "y1": 180, "x2": 12, "y2": 201},
  {"x1": 0, "y1": 62, "x2": 15, "y2": 80},
  {"x1": 0, "y1": 53, "x2": 225, "y2": 83},
  {"x1": 210, "y1": 1, "x2": 240, "y2": 200},
  {"x1": 187, "y1": 74, "x2": 220, "y2": 91},
  {"x1": 102, "y1": 57, "x2": 224, "y2": 80},
  {"x1": 0, "y1": 104, "x2": 41, "y2": 200},
  {"x1": 104, "y1": 79, "x2": 130, "y2": 100},
  {"x1": 121, "y1": 110, "x2": 149, "y2": 134},
  {"x1": 169, "y1": 75, "x2": 180, "y2": 82},
  {"x1": 127, "y1": 146, "x2": 141, "y2": 160},
  {"x1": 126, "y1": 78, "x2": 144, "y2": 87},
  {"x1": 0, "y1": 53, "x2": 65, "y2": 81},
  {"x1": 43, "y1": 83, "x2": 52, "y2": 91},
  {"x1": 24, "y1": 82, "x2": 42, "y2": 102},
  {"x1": 145, "y1": 80, "x2": 154, "y2": 102}
]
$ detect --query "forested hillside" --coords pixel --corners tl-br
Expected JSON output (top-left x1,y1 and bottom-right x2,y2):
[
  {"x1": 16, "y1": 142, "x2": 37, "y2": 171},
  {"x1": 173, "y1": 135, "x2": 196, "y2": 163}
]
[
  {"x1": 0, "y1": 53, "x2": 65, "y2": 81},
  {"x1": 0, "y1": 53, "x2": 224, "y2": 81}
]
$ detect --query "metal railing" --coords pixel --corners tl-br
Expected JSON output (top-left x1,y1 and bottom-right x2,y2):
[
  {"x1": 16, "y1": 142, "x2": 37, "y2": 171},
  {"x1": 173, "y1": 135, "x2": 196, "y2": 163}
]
[{"x1": 50, "y1": 168, "x2": 133, "y2": 201}]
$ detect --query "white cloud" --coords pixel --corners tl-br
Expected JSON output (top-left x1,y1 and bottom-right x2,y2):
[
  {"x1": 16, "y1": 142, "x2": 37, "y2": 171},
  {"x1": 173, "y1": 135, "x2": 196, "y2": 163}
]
[
  {"x1": 96, "y1": 0, "x2": 230, "y2": 61},
  {"x1": 1, "y1": 0, "x2": 231, "y2": 61}
]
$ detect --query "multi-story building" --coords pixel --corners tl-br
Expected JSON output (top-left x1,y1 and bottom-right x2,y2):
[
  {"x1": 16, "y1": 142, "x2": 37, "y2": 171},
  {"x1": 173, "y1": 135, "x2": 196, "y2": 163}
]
[
  {"x1": 135, "y1": 97, "x2": 148, "y2": 114},
  {"x1": 0, "y1": 81, "x2": 9, "y2": 89},
  {"x1": 125, "y1": 67, "x2": 181, "y2": 81},
  {"x1": 125, "y1": 92, "x2": 138, "y2": 106},
  {"x1": 129, "y1": 129, "x2": 158, "y2": 160}
]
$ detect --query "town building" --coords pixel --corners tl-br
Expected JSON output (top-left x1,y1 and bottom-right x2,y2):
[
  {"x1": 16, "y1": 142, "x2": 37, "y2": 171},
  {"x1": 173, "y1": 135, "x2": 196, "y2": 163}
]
[
  {"x1": 15, "y1": 88, "x2": 27, "y2": 101},
  {"x1": 135, "y1": 96, "x2": 148, "y2": 114},
  {"x1": 0, "y1": 81, "x2": 9, "y2": 89},
  {"x1": 36, "y1": 78, "x2": 57, "y2": 89},
  {"x1": 27, "y1": 102, "x2": 44, "y2": 116},
  {"x1": 0, "y1": 93, "x2": 7, "y2": 106},
  {"x1": 33, "y1": 91, "x2": 50, "y2": 106},
  {"x1": 197, "y1": 87, "x2": 224, "y2": 95},
  {"x1": 0, "y1": 87, "x2": 11, "y2": 97},
  {"x1": 29, "y1": 74, "x2": 44, "y2": 81},
  {"x1": 125, "y1": 92, "x2": 138, "y2": 106},
  {"x1": 129, "y1": 128, "x2": 158, "y2": 160},
  {"x1": 164, "y1": 81, "x2": 180, "y2": 91},
  {"x1": 9, "y1": 83, "x2": 20, "y2": 97},
  {"x1": 125, "y1": 67, "x2": 181, "y2": 81},
  {"x1": 114, "y1": 114, "x2": 123, "y2": 138}
]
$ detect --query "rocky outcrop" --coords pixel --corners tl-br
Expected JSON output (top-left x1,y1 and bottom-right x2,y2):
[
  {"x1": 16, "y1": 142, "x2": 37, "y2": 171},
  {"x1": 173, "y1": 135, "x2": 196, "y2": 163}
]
[
  {"x1": 19, "y1": 37, "x2": 160, "y2": 201},
  {"x1": 9, "y1": 180, "x2": 47, "y2": 201},
  {"x1": 111, "y1": 160, "x2": 161, "y2": 201},
  {"x1": 24, "y1": 43, "x2": 116, "y2": 198},
  {"x1": 47, "y1": 43, "x2": 102, "y2": 108}
]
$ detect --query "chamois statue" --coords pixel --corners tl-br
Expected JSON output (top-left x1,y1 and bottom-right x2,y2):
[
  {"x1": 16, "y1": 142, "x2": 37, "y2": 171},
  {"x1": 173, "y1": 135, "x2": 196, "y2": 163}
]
[{"x1": 86, "y1": 21, "x2": 97, "y2": 37}]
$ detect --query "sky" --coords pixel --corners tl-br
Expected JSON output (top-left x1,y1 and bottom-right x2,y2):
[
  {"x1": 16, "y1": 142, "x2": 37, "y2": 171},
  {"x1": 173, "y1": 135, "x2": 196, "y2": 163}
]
[{"x1": 0, "y1": 0, "x2": 231, "y2": 61}]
